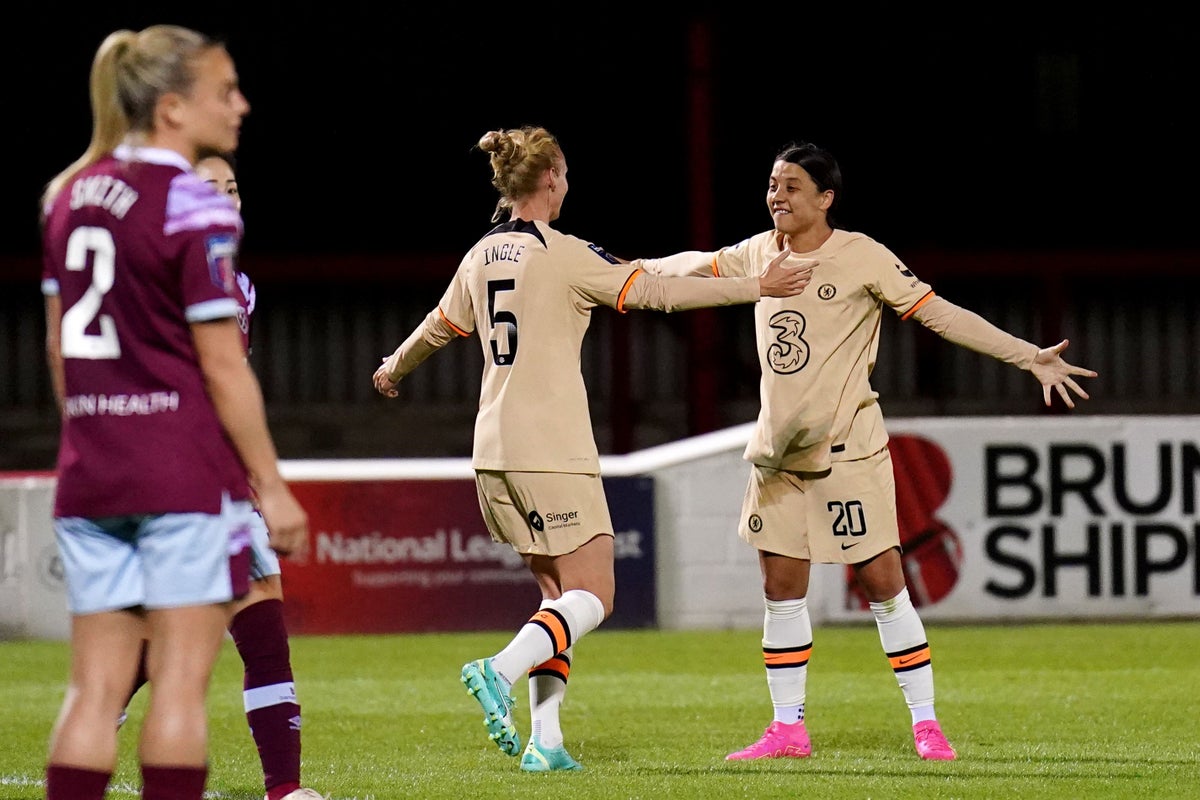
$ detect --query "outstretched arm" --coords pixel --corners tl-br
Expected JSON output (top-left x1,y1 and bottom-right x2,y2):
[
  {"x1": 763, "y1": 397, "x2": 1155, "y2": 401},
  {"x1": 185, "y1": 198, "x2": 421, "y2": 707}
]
[
  {"x1": 632, "y1": 251, "x2": 717, "y2": 277},
  {"x1": 373, "y1": 308, "x2": 462, "y2": 398},
  {"x1": 911, "y1": 295, "x2": 1097, "y2": 409},
  {"x1": 621, "y1": 248, "x2": 815, "y2": 312}
]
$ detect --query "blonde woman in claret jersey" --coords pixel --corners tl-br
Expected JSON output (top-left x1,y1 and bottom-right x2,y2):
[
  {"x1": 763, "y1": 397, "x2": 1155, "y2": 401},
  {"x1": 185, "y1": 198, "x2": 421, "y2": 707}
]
[{"x1": 39, "y1": 24, "x2": 306, "y2": 800}]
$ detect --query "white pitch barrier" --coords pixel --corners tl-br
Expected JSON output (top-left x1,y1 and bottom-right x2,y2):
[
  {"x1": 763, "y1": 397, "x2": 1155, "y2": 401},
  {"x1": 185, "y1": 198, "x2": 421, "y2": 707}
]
[
  {"x1": 4, "y1": 415, "x2": 1198, "y2": 640},
  {"x1": 0, "y1": 475, "x2": 62, "y2": 639}
]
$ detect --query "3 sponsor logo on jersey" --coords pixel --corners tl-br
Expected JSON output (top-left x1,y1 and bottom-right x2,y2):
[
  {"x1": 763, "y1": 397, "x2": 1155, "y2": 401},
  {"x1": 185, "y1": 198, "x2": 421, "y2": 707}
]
[{"x1": 766, "y1": 310, "x2": 810, "y2": 375}]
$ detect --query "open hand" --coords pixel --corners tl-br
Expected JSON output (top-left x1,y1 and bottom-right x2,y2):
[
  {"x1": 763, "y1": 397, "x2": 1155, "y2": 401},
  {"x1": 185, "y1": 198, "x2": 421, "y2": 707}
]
[{"x1": 1031, "y1": 339, "x2": 1097, "y2": 408}]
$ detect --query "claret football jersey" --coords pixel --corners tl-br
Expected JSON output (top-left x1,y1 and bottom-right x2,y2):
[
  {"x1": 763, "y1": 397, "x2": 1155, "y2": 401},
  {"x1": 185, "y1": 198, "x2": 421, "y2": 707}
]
[{"x1": 40, "y1": 144, "x2": 251, "y2": 517}]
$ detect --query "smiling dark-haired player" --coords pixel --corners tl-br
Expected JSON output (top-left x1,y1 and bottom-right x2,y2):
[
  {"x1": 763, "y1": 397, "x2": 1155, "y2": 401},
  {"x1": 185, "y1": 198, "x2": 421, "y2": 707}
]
[{"x1": 634, "y1": 140, "x2": 1096, "y2": 762}]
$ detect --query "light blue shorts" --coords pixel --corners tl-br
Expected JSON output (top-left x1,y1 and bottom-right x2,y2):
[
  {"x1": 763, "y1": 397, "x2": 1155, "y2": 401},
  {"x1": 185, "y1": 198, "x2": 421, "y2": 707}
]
[
  {"x1": 247, "y1": 511, "x2": 282, "y2": 581},
  {"x1": 54, "y1": 493, "x2": 255, "y2": 614}
]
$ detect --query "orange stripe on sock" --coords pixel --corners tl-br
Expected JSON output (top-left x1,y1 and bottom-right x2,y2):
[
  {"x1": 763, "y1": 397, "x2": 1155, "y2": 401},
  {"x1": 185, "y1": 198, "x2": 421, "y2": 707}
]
[
  {"x1": 529, "y1": 653, "x2": 571, "y2": 681},
  {"x1": 888, "y1": 645, "x2": 931, "y2": 671},
  {"x1": 531, "y1": 609, "x2": 571, "y2": 654},
  {"x1": 763, "y1": 644, "x2": 812, "y2": 669}
]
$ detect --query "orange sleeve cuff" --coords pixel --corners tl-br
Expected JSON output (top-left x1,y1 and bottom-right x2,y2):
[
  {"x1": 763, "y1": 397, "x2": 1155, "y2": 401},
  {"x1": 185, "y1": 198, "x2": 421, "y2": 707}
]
[
  {"x1": 615, "y1": 269, "x2": 641, "y2": 313},
  {"x1": 438, "y1": 307, "x2": 471, "y2": 337},
  {"x1": 900, "y1": 290, "x2": 936, "y2": 321}
]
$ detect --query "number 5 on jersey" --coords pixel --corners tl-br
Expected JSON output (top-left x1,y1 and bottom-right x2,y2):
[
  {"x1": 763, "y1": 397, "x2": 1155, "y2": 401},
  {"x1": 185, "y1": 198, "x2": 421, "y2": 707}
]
[{"x1": 487, "y1": 279, "x2": 518, "y2": 366}]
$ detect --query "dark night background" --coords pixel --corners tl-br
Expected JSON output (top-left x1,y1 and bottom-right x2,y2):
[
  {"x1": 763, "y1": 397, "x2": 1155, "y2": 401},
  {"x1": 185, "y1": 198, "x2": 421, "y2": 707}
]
[
  {"x1": 2, "y1": 6, "x2": 1198, "y2": 468},
  {"x1": 6, "y1": 7, "x2": 1198, "y2": 263}
]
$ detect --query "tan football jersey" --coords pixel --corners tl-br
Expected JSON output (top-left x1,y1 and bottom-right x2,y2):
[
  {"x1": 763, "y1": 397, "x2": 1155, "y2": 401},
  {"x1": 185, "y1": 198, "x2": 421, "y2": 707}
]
[
  {"x1": 433, "y1": 218, "x2": 761, "y2": 473},
  {"x1": 638, "y1": 228, "x2": 932, "y2": 473}
]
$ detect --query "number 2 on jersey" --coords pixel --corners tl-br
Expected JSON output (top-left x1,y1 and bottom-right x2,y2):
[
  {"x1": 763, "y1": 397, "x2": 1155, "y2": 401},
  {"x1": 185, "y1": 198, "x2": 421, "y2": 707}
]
[
  {"x1": 487, "y1": 279, "x2": 518, "y2": 366},
  {"x1": 61, "y1": 226, "x2": 121, "y2": 359}
]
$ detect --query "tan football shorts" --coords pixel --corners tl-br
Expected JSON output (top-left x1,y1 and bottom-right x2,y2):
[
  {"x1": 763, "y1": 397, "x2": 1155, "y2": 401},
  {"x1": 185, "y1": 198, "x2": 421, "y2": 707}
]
[
  {"x1": 738, "y1": 446, "x2": 900, "y2": 564},
  {"x1": 475, "y1": 470, "x2": 614, "y2": 557}
]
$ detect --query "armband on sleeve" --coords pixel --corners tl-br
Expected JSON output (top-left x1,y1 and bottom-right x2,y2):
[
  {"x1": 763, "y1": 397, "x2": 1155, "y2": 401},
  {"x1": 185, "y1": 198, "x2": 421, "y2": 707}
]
[{"x1": 911, "y1": 295, "x2": 1039, "y2": 369}]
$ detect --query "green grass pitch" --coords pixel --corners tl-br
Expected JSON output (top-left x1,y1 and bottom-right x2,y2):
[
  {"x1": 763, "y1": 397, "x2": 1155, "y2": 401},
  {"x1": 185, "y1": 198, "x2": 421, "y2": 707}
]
[{"x1": 2, "y1": 621, "x2": 1197, "y2": 799}]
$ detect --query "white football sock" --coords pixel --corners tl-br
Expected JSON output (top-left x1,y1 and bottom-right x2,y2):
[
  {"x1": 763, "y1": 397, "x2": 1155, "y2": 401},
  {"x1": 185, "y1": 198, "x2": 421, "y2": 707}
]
[
  {"x1": 762, "y1": 597, "x2": 812, "y2": 724},
  {"x1": 492, "y1": 589, "x2": 604, "y2": 685},
  {"x1": 870, "y1": 587, "x2": 937, "y2": 720}
]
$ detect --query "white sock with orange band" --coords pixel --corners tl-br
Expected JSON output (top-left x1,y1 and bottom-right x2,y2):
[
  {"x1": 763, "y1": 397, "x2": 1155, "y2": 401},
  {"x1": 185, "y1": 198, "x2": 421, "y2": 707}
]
[
  {"x1": 763, "y1": 597, "x2": 812, "y2": 725},
  {"x1": 491, "y1": 589, "x2": 605, "y2": 688},
  {"x1": 528, "y1": 644, "x2": 573, "y2": 749},
  {"x1": 870, "y1": 587, "x2": 938, "y2": 724}
]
